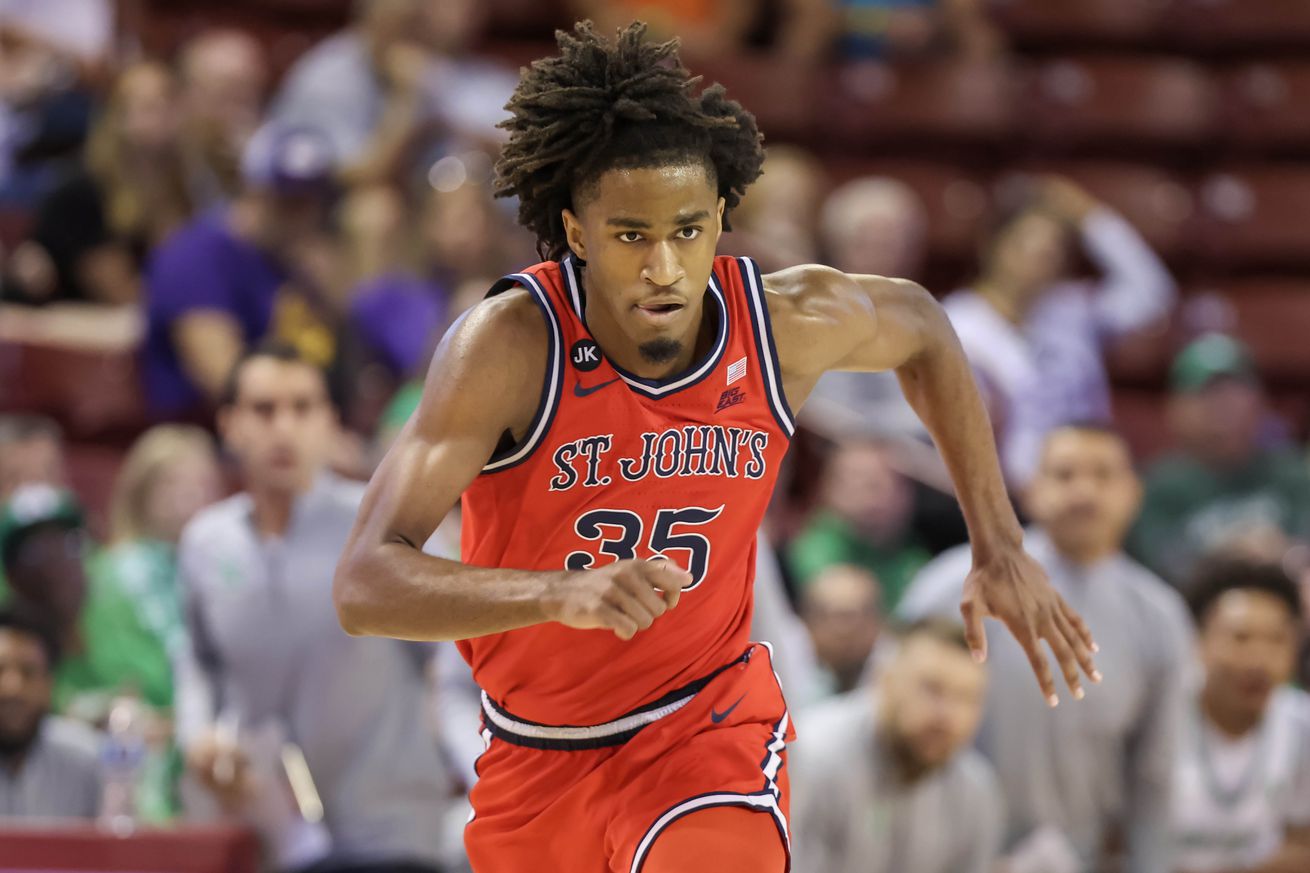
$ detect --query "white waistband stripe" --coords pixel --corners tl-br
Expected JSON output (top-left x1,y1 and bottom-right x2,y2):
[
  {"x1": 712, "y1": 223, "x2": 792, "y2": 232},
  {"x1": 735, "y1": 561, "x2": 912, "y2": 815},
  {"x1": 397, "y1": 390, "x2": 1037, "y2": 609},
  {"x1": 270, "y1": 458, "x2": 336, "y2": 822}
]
[{"x1": 481, "y1": 690, "x2": 696, "y2": 742}]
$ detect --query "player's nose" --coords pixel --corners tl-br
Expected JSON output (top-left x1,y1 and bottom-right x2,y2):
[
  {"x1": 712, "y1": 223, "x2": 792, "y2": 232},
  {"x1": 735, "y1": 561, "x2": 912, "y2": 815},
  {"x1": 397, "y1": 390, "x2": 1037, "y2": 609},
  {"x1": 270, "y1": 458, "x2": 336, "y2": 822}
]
[{"x1": 641, "y1": 241, "x2": 684, "y2": 288}]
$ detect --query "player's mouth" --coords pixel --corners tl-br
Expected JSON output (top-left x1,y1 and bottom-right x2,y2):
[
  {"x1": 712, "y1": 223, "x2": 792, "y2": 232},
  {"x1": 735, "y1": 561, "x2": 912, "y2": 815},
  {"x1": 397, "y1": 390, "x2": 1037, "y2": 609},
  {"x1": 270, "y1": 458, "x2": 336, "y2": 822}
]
[{"x1": 634, "y1": 300, "x2": 685, "y2": 324}]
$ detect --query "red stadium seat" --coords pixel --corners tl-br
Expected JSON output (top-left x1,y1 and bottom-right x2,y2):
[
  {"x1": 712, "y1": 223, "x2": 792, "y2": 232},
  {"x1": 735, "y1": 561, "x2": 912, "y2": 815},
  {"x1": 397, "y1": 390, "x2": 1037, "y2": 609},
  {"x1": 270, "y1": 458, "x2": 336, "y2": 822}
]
[
  {"x1": 1188, "y1": 279, "x2": 1310, "y2": 381},
  {"x1": 1193, "y1": 168, "x2": 1310, "y2": 271},
  {"x1": 1219, "y1": 62, "x2": 1310, "y2": 154},
  {"x1": 814, "y1": 59, "x2": 1015, "y2": 154},
  {"x1": 1020, "y1": 56, "x2": 1217, "y2": 154},
  {"x1": 0, "y1": 208, "x2": 31, "y2": 252},
  {"x1": 0, "y1": 340, "x2": 146, "y2": 440},
  {"x1": 1004, "y1": 162, "x2": 1195, "y2": 262},
  {"x1": 1171, "y1": 0, "x2": 1310, "y2": 54},
  {"x1": 988, "y1": 0, "x2": 1171, "y2": 51},
  {"x1": 1112, "y1": 389, "x2": 1175, "y2": 463}
]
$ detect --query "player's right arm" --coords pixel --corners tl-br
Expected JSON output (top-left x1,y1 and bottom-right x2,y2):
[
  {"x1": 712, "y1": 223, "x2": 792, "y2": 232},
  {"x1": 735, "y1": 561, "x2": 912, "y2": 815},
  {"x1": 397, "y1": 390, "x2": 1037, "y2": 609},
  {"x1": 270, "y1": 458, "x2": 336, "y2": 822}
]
[{"x1": 332, "y1": 290, "x2": 690, "y2": 642}]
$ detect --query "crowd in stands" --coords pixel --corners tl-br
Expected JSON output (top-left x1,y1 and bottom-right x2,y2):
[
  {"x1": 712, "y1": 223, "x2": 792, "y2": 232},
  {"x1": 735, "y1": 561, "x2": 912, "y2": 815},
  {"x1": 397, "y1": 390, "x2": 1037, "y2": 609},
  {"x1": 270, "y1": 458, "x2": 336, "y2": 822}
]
[{"x1": 3, "y1": 1, "x2": 1310, "y2": 872}]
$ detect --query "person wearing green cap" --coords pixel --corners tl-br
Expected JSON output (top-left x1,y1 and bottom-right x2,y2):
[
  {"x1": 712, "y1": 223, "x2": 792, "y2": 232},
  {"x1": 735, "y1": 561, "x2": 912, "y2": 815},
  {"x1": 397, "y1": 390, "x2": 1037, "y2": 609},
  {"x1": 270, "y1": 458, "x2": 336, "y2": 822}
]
[
  {"x1": 0, "y1": 483, "x2": 181, "y2": 727},
  {"x1": 1128, "y1": 334, "x2": 1310, "y2": 588}
]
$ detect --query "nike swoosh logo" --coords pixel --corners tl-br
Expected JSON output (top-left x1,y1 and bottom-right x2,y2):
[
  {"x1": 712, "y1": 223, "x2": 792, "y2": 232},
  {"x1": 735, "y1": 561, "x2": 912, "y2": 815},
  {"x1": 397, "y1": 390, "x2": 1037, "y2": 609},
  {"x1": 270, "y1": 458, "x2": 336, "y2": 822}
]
[
  {"x1": 574, "y1": 377, "x2": 621, "y2": 398},
  {"x1": 710, "y1": 694, "x2": 746, "y2": 724}
]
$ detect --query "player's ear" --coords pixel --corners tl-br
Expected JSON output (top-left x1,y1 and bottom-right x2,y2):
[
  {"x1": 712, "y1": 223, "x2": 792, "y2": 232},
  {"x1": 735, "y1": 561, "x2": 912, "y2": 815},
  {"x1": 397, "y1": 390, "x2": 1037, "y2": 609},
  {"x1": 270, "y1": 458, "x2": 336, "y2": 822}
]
[
  {"x1": 562, "y1": 208, "x2": 586, "y2": 260},
  {"x1": 716, "y1": 197, "x2": 725, "y2": 232}
]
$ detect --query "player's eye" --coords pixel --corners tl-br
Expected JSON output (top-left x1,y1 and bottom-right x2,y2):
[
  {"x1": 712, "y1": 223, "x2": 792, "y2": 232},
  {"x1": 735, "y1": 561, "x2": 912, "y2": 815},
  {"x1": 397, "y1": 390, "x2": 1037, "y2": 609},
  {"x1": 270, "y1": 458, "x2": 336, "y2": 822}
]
[
  {"x1": 676, "y1": 227, "x2": 701, "y2": 240},
  {"x1": 617, "y1": 231, "x2": 643, "y2": 243}
]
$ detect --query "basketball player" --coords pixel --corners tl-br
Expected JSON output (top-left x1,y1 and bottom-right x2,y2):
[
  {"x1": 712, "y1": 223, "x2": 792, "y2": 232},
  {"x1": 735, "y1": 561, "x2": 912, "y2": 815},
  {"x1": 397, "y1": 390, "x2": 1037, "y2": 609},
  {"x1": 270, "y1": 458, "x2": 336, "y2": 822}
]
[{"x1": 333, "y1": 22, "x2": 1100, "y2": 872}]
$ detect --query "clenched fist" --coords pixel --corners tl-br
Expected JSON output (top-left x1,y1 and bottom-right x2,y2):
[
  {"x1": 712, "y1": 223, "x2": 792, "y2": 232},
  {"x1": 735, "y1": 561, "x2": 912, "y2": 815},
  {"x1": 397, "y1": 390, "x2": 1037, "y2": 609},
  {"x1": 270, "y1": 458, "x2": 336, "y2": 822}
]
[{"x1": 545, "y1": 559, "x2": 692, "y2": 640}]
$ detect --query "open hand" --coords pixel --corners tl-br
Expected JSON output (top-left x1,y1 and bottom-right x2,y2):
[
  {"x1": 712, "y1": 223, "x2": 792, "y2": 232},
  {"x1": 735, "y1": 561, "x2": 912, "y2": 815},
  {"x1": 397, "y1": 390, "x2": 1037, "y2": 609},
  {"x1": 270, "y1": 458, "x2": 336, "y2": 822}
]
[{"x1": 960, "y1": 548, "x2": 1101, "y2": 706}]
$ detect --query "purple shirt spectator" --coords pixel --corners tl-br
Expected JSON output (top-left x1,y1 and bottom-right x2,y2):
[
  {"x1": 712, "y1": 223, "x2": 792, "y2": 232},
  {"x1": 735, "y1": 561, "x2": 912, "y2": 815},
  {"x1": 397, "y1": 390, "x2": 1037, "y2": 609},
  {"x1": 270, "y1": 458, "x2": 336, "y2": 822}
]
[
  {"x1": 349, "y1": 273, "x2": 449, "y2": 378},
  {"x1": 143, "y1": 210, "x2": 288, "y2": 415}
]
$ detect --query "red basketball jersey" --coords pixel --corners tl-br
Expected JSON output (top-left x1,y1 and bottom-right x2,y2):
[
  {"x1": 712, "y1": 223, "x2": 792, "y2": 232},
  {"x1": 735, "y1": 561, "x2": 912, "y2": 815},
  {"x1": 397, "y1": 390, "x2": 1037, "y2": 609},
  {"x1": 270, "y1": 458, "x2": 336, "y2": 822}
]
[{"x1": 458, "y1": 254, "x2": 795, "y2": 725}]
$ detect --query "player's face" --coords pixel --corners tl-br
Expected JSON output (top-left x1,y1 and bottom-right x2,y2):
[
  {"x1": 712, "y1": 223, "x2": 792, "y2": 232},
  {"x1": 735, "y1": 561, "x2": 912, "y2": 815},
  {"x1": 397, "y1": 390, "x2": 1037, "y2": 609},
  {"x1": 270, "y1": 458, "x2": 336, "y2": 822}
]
[
  {"x1": 0, "y1": 629, "x2": 51, "y2": 756},
  {"x1": 219, "y1": 359, "x2": 336, "y2": 496},
  {"x1": 885, "y1": 637, "x2": 987, "y2": 772},
  {"x1": 1200, "y1": 589, "x2": 1298, "y2": 720},
  {"x1": 1025, "y1": 429, "x2": 1141, "y2": 563},
  {"x1": 563, "y1": 163, "x2": 724, "y2": 371}
]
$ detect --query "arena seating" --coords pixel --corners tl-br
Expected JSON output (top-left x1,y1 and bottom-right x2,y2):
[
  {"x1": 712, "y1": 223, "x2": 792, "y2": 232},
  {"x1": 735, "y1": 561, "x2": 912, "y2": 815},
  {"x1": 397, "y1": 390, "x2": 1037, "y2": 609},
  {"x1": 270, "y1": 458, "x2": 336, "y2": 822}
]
[
  {"x1": 1193, "y1": 167, "x2": 1310, "y2": 271},
  {"x1": 1218, "y1": 61, "x2": 1310, "y2": 154},
  {"x1": 1018, "y1": 56, "x2": 1217, "y2": 156}
]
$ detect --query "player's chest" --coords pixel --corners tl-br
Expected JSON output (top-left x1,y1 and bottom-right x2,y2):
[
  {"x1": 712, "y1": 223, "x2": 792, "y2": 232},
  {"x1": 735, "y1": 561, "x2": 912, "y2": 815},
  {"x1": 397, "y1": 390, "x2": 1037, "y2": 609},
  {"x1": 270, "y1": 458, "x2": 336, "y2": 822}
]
[{"x1": 542, "y1": 384, "x2": 785, "y2": 494}]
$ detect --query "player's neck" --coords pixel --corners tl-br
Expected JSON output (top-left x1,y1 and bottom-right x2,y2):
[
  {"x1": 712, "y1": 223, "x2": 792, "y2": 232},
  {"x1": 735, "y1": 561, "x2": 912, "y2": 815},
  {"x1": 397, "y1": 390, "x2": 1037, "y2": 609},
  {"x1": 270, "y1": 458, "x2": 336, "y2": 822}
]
[
  {"x1": 1200, "y1": 684, "x2": 1264, "y2": 739},
  {"x1": 585, "y1": 287, "x2": 711, "y2": 380}
]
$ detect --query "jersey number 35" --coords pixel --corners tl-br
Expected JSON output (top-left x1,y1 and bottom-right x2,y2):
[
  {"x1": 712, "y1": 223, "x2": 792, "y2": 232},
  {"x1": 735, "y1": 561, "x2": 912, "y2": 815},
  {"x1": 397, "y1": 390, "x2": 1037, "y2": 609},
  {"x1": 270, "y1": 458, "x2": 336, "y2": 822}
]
[{"x1": 564, "y1": 506, "x2": 724, "y2": 590}]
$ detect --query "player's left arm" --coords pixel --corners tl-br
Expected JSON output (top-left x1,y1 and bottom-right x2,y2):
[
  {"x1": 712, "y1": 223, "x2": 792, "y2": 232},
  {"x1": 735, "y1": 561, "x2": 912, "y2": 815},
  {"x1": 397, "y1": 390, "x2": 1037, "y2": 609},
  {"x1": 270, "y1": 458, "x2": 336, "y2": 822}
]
[{"x1": 765, "y1": 264, "x2": 1099, "y2": 704}]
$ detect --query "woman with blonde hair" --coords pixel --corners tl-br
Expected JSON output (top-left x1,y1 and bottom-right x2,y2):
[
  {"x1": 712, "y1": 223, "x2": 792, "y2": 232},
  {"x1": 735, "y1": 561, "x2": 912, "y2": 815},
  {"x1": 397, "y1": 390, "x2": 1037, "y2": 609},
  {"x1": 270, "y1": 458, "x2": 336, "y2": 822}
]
[
  {"x1": 5, "y1": 61, "x2": 192, "y2": 305},
  {"x1": 59, "y1": 426, "x2": 221, "y2": 719}
]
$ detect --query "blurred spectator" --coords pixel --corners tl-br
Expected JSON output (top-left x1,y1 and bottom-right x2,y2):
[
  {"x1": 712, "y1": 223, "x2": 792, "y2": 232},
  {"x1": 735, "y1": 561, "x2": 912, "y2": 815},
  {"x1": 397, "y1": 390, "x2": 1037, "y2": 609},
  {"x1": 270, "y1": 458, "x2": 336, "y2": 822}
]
[
  {"x1": 946, "y1": 176, "x2": 1177, "y2": 487},
  {"x1": 0, "y1": 485, "x2": 88, "y2": 655},
  {"x1": 570, "y1": 0, "x2": 759, "y2": 58},
  {"x1": 753, "y1": 532, "x2": 823, "y2": 704},
  {"x1": 0, "y1": 414, "x2": 65, "y2": 503},
  {"x1": 0, "y1": 606, "x2": 101, "y2": 822},
  {"x1": 0, "y1": 0, "x2": 107, "y2": 205},
  {"x1": 785, "y1": 439, "x2": 930, "y2": 611},
  {"x1": 5, "y1": 61, "x2": 189, "y2": 306},
  {"x1": 348, "y1": 168, "x2": 517, "y2": 382},
  {"x1": 60, "y1": 425, "x2": 223, "y2": 719},
  {"x1": 802, "y1": 175, "x2": 927, "y2": 442},
  {"x1": 900, "y1": 423, "x2": 1194, "y2": 873},
  {"x1": 1174, "y1": 557, "x2": 1310, "y2": 873},
  {"x1": 1129, "y1": 335, "x2": 1310, "y2": 589},
  {"x1": 791, "y1": 618, "x2": 1002, "y2": 873},
  {"x1": 729, "y1": 145, "x2": 826, "y2": 273},
  {"x1": 143, "y1": 122, "x2": 343, "y2": 418},
  {"x1": 268, "y1": 0, "x2": 514, "y2": 188},
  {"x1": 177, "y1": 29, "x2": 269, "y2": 208},
  {"x1": 175, "y1": 342, "x2": 451, "y2": 871},
  {"x1": 800, "y1": 563, "x2": 881, "y2": 699},
  {"x1": 822, "y1": 175, "x2": 927, "y2": 280}
]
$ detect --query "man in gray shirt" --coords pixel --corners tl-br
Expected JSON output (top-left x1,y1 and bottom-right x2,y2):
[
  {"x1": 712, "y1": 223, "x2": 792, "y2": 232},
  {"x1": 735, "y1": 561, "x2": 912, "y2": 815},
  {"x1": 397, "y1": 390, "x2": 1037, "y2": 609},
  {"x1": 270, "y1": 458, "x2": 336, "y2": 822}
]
[
  {"x1": 175, "y1": 342, "x2": 451, "y2": 872},
  {"x1": 899, "y1": 423, "x2": 1194, "y2": 873},
  {"x1": 791, "y1": 617, "x2": 1003, "y2": 873},
  {"x1": 0, "y1": 608, "x2": 100, "y2": 822}
]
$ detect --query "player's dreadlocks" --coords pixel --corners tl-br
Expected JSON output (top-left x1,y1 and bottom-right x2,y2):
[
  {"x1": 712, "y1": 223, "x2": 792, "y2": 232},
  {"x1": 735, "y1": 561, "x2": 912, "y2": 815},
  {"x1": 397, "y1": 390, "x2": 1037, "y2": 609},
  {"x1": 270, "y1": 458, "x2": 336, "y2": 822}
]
[{"x1": 495, "y1": 20, "x2": 766, "y2": 261}]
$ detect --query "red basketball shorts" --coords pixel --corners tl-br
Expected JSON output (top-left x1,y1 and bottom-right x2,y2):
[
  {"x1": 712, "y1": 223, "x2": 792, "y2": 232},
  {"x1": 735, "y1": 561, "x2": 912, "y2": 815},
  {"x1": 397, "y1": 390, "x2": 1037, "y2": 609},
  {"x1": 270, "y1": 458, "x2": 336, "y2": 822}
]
[{"x1": 464, "y1": 642, "x2": 795, "y2": 872}]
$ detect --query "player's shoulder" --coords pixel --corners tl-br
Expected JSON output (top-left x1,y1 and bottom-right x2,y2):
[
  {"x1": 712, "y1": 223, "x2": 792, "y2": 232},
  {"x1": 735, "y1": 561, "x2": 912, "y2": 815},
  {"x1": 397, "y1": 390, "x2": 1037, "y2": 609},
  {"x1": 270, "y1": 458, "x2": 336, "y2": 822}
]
[
  {"x1": 760, "y1": 263, "x2": 924, "y2": 337},
  {"x1": 439, "y1": 273, "x2": 553, "y2": 371}
]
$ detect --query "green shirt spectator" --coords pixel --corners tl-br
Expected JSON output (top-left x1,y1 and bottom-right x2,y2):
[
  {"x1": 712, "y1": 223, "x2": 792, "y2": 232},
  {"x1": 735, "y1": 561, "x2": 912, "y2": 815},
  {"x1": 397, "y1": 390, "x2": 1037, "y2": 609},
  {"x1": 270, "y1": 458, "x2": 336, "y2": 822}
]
[
  {"x1": 786, "y1": 510, "x2": 930, "y2": 610},
  {"x1": 786, "y1": 439, "x2": 930, "y2": 611},
  {"x1": 1128, "y1": 335, "x2": 1310, "y2": 587},
  {"x1": 56, "y1": 540, "x2": 182, "y2": 717}
]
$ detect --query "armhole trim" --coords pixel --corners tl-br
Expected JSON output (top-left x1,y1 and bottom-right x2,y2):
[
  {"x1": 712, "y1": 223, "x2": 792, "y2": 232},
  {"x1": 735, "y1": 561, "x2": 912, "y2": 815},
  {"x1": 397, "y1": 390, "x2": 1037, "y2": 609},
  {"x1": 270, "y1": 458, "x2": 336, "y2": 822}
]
[
  {"x1": 738, "y1": 257, "x2": 796, "y2": 437},
  {"x1": 481, "y1": 272, "x2": 564, "y2": 473}
]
